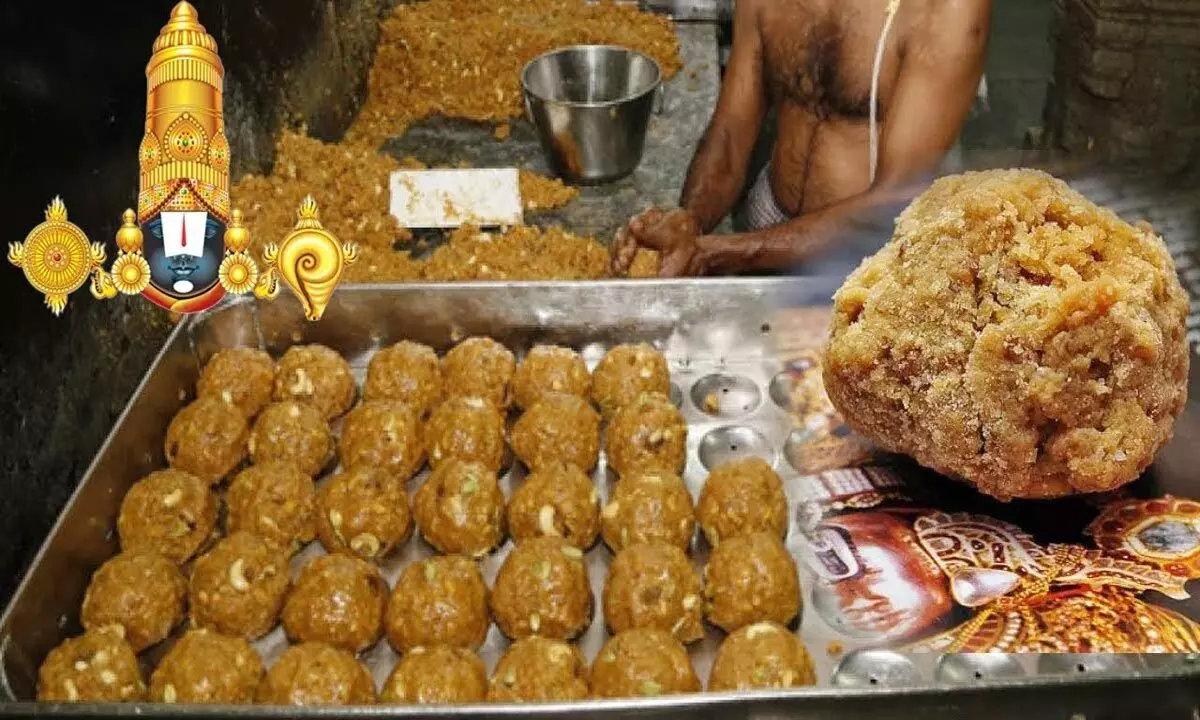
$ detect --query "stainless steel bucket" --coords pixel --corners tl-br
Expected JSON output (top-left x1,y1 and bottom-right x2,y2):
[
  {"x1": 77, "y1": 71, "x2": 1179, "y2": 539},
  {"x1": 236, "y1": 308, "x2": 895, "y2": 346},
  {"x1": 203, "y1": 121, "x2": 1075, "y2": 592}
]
[{"x1": 522, "y1": 45, "x2": 662, "y2": 184}]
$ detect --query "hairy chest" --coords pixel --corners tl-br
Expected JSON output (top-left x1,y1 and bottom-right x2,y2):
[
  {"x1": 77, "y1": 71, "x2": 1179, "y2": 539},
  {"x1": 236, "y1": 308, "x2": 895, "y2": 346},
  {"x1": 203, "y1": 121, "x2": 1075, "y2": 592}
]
[{"x1": 761, "y1": 0, "x2": 908, "y2": 121}]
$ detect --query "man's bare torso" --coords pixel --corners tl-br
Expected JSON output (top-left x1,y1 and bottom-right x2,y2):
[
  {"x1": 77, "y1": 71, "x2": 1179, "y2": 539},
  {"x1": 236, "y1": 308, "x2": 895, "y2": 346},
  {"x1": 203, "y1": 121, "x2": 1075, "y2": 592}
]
[
  {"x1": 612, "y1": 0, "x2": 986, "y2": 277},
  {"x1": 760, "y1": 0, "x2": 930, "y2": 215}
]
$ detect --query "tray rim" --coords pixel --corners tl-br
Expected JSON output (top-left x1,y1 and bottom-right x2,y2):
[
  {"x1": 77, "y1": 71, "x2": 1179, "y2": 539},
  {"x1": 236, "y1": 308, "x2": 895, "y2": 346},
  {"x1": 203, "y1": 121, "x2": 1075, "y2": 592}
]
[{"x1": 2, "y1": 665, "x2": 1199, "y2": 718}]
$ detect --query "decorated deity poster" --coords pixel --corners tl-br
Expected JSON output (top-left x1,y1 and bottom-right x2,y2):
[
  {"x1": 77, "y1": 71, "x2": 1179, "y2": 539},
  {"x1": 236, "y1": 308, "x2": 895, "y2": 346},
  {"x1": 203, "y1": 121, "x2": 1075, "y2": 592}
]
[{"x1": 774, "y1": 307, "x2": 1200, "y2": 654}]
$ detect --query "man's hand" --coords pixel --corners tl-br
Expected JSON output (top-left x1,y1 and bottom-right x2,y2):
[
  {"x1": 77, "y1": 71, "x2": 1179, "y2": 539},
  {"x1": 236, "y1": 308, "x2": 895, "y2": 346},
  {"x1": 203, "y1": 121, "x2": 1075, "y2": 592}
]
[
  {"x1": 611, "y1": 207, "x2": 663, "y2": 276},
  {"x1": 611, "y1": 208, "x2": 707, "y2": 277}
]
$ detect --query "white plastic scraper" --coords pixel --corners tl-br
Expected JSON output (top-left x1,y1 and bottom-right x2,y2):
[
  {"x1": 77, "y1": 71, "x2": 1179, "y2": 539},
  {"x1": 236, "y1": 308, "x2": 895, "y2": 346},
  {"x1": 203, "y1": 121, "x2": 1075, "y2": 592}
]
[{"x1": 389, "y1": 168, "x2": 524, "y2": 229}]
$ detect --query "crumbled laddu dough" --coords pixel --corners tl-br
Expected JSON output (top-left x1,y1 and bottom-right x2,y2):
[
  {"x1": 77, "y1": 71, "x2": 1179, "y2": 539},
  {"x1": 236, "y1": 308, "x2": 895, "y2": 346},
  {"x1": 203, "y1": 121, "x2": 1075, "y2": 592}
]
[
  {"x1": 344, "y1": 246, "x2": 426, "y2": 283},
  {"x1": 347, "y1": 0, "x2": 682, "y2": 148},
  {"x1": 398, "y1": 156, "x2": 430, "y2": 170},
  {"x1": 519, "y1": 171, "x2": 579, "y2": 212},
  {"x1": 229, "y1": 0, "x2": 680, "y2": 282},
  {"x1": 233, "y1": 134, "x2": 587, "y2": 282},
  {"x1": 627, "y1": 249, "x2": 663, "y2": 279},
  {"x1": 231, "y1": 131, "x2": 411, "y2": 259},
  {"x1": 823, "y1": 169, "x2": 1190, "y2": 500},
  {"x1": 229, "y1": 136, "x2": 427, "y2": 283},
  {"x1": 422, "y1": 225, "x2": 609, "y2": 281}
]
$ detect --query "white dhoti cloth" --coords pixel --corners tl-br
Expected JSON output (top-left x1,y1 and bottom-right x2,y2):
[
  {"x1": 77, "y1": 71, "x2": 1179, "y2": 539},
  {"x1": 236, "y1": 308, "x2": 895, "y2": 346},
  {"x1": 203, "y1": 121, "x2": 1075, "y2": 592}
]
[
  {"x1": 745, "y1": 164, "x2": 791, "y2": 232},
  {"x1": 743, "y1": 137, "x2": 968, "y2": 232}
]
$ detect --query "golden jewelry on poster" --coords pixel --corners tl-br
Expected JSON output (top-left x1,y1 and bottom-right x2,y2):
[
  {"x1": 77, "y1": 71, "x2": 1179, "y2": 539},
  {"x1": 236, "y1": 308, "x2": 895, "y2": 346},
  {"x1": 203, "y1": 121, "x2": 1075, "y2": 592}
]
[
  {"x1": 111, "y1": 210, "x2": 151, "y2": 296},
  {"x1": 218, "y1": 209, "x2": 259, "y2": 295},
  {"x1": 110, "y1": 253, "x2": 152, "y2": 296},
  {"x1": 8, "y1": 197, "x2": 116, "y2": 315},
  {"x1": 137, "y1": 2, "x2": 230, "y2": 224},
  {"x1": 8, "y1": 2, "x2": 302, "y2": 318},
  {"x1": 800, "y1": 467, "x2": 908, "y2": 512},
  {"x1": 1087, "y1": 495, "x2": 1200, "y2": 579},
  {"x1": 906, "y1": 511, "x2": 1200, "y2": 653},
  {"x1": 258, "y1": 195, "x2": 359, "y2": 321},
  {"x1": 219, "y1": 254, "x2": 259, "y2": 295}
]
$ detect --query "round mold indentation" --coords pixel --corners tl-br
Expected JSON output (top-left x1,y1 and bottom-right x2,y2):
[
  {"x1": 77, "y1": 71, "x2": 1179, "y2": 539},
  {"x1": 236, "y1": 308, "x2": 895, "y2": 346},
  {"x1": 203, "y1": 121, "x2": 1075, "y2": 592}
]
[
  {"x1": 832, "y1": 650, "x2": 921, "y2": 688},
  {"x1": 668, "y1": 381, "x2": 683, "y2": 408},
  {"x1": 1036, "y1": 654, "x2": 1134, "y2": 676},
  {"x1": 697, "y1": 426, "x2": 776, "y2": 471},
  {"x1": 935, "y1": 653, "x2": 1026, "y2": 683},
  {"x1": 689, "y1": 373, "x2": 762, "y2": 419},
  {"x1": 768, "y1": 371, "x2": 794, "y2": 411}
]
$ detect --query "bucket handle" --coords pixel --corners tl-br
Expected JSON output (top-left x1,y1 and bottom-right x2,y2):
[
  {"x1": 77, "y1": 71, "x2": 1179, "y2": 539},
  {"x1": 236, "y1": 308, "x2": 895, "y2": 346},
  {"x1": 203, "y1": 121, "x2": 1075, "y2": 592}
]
[{"x1": 654, "y1": 84, "x2": 666, "y2": 115}]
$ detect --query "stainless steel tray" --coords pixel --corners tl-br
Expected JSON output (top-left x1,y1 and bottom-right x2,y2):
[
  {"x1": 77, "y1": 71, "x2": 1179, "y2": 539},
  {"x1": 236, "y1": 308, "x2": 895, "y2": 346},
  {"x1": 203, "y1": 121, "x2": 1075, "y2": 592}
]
[{"x1": 3, "y1": 279, "x2": 1200, "y2": 719}]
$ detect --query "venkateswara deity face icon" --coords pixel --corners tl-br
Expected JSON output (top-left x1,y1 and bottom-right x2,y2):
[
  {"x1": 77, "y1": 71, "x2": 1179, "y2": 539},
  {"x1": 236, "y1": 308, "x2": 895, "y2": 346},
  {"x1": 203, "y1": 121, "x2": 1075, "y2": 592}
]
[
  {"x1": 142, "y1": 211, "x2": 224, "y2": 303},
  {"x1": 800, "y1": 510, "x2": 959, "y2": 643}
]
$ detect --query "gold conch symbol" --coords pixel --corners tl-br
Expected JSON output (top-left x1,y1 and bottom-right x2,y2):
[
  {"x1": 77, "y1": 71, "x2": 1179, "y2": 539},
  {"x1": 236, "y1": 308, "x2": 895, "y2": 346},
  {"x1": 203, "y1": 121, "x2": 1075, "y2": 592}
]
[{"x1": 258, "y1": 196, "x2": 358, "y2": 321}]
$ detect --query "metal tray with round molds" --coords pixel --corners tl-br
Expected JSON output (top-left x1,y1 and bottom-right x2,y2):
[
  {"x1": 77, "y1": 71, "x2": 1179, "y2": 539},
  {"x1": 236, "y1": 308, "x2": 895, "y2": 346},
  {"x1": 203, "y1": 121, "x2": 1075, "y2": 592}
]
[{"x1": 1, "y1": 279, "x2": 1198, "y2": 720}]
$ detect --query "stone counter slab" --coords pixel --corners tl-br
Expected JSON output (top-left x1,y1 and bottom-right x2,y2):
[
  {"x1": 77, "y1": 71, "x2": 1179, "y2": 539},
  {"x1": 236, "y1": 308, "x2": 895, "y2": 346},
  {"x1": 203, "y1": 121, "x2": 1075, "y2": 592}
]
[{"x1": 382, "y1": 22, "x2": 723, "y2": 243}]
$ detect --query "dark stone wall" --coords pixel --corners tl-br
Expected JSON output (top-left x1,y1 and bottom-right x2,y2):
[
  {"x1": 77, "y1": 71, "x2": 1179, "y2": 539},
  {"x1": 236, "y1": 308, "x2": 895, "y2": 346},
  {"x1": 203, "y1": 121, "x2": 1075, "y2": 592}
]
[
  {"x1": 0, "y1": 0, "x2": 394, "y2": 604},
  {"x1": 1045, "y1": 0, "x2": 1200, "y2": 175}
]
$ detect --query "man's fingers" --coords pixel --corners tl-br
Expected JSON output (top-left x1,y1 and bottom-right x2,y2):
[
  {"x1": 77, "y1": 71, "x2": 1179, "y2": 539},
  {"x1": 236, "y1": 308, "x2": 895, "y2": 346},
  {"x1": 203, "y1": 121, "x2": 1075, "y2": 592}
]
[
  {"x1": 658, "y1": 249, "x2": 692, "y2": 278},
  {"x1": 610, "y1": 228, "x2": 637, "y2": 275},
  {"x1": 610, "y1": 239, "x2": 628, "y2": 276},
  {"x1": 631, "y1": 230, "x2": 670, "y2": 251},
  {"x1": 634, "y1": 207, "x2": 665, "y2": 232},
  {"x1": 616, "y1": 245, "x2": 638, "y2": 274},
  {"x1": 669, "y1": 210, "x2": 698, "y2": 234}
]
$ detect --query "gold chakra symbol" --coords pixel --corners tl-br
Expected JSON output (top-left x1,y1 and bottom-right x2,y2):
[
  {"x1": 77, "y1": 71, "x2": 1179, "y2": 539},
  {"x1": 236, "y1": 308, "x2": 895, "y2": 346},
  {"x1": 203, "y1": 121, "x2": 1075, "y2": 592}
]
[
  {"x1": 8, "y1": 197, "x2": 116, "y2": 315},
  {"x1": 257, "y1": 196, "x2": 358, "y2": 321}
]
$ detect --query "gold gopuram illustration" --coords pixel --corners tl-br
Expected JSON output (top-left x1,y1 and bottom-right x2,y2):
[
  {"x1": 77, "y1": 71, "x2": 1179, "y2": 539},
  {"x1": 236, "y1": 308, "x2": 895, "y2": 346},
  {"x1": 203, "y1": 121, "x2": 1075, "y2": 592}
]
[{"x1": 107, "y1": 0, "x2": 257, "y2": 314}]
